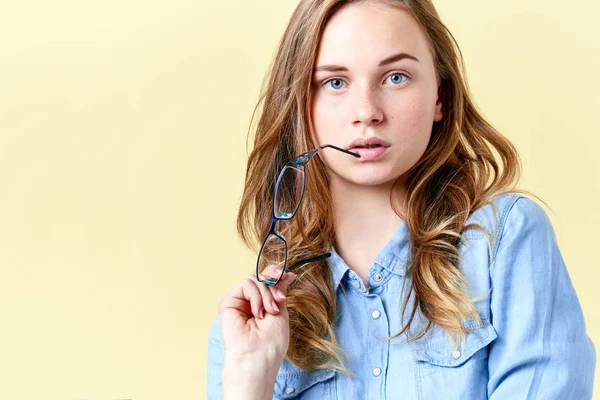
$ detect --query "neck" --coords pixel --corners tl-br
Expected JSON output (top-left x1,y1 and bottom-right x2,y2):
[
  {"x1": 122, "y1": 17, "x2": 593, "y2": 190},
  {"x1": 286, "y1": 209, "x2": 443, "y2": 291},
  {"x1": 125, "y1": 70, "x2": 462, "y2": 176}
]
[{"x1": 330, "y1": 175, "x2": 408, "y2": 284}]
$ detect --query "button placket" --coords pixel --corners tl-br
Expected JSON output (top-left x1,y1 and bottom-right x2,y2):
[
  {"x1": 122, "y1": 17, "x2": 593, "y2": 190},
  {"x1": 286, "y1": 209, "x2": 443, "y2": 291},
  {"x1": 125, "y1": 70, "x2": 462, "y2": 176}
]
[{"x1": 365, "y1": 293, "x2": 387, "y2": 399}]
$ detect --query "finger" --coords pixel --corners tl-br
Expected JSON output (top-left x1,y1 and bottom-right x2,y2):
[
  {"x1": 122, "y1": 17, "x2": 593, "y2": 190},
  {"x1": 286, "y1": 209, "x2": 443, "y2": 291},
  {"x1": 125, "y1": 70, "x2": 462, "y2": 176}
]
[
  {"x1": 219, "y1": 296, "x2": 251, "y2": 318},
  {"x1": 267, "y1": 283, "x2": 287, "y2": 303},
  {"x1": 258, "y1": 263, "x2": 286, "y2": 281},
  {"x1": 258, "y1": 265, "x2": 296, "y2": 301},
  {"x1": 252, "y1": 273, "x2": 281, "y2": 316},
  {"x1": 227, "y1": 277, "x2": 266, "y2": 320},
  {"x1": 270, "y1": 268, "x2": 297, "y2": 301}
]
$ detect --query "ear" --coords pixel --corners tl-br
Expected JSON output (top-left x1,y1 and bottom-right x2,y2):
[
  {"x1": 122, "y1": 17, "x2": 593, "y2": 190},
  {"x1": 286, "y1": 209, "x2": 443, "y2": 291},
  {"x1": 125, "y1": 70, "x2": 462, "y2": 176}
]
[{"x1": 433, "y1": 82, "x2": 444, "y2": 122}]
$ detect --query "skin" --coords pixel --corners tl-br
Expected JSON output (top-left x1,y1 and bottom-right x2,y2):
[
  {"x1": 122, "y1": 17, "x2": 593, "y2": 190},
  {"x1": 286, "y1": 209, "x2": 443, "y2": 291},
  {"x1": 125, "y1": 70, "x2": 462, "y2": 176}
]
[
  {"x1": 219, "y1": 3, "x2": 444, "y2": 398},
  {"x1": 310, "y1": 2, "x2": 444, "y2": 284},
  {"x1": 220, "y1": 265, "x2": 297, "y2": 400}
]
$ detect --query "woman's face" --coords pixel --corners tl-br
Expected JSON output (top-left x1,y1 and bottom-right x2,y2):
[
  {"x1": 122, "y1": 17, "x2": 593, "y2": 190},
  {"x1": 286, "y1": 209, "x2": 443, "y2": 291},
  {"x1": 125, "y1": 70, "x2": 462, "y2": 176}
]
[{"x1": 310, "y1": 2, "x2": 443, "y2": 187}]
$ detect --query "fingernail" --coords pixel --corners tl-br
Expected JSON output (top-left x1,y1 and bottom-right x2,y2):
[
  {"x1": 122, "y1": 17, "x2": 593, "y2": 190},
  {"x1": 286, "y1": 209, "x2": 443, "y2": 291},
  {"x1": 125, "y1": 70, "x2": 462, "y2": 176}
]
[
  {"x1": 275, "y1": 289, "x2": 286, "y2": 299},
  {"x1": 272, "y1": 301, "x2": 280, "y2": 312},
  {"x1": 260, "y1": 308, "x2": 264, "y2": 319},
  {"x1": 285, "y1": 268, "x2": 291, "y2": 273}
]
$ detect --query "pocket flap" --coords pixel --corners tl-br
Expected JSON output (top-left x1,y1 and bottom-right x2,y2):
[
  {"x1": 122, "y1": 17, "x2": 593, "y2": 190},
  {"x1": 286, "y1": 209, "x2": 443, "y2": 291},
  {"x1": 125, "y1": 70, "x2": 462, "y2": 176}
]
[
  {"x1": 273, "y1": 367, "x2": 335, "y2": 398},
  {"x1": 411, "y1": 319, "x2": 498, "y2": 367}
]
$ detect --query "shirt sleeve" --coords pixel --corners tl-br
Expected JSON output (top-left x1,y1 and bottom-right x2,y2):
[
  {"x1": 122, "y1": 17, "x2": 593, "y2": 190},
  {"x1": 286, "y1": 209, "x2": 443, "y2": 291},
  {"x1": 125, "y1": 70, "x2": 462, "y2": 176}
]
[
  {"x1": 207, "y1": 313, "x2": 225, "y2": 400},
  {"x1": 487, "y1": 196, "x2": 596, "y2": 399}
]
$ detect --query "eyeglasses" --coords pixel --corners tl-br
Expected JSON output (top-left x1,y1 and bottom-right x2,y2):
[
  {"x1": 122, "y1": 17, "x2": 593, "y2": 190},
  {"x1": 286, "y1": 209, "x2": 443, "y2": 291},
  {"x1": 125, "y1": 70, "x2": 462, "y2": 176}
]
[{"x1": 256, "y1": 144, "x2": 361, "y2": 286}]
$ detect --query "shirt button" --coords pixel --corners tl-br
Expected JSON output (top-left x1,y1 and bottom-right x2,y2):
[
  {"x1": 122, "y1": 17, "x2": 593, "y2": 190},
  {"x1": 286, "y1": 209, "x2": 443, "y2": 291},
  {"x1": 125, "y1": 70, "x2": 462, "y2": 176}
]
[
  {"x1": 372, "y1": 367, "x2": 382, "y2": 377},
  {"x1": 374, "y1": 272, "x2": 383, "y2": 282},
  {"x1": 451, "y1": 350, "x2": 461, "y2": 359},
  {"x1": 371, "y1": 310, "x2": 381, "y2": 319},
  {"x1": 285, "y1": 387, "x2": 296, "y2": 394}
]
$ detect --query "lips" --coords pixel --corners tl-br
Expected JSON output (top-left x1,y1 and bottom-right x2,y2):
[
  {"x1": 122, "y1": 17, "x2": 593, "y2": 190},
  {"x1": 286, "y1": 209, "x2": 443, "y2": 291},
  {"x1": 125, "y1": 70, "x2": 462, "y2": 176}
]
[
  {"x1": 353, "y1": 144, "x2": 384, "y2": 149},
  {"x1": 349, "y1": 146, "x2": 389, "y2": 161},
  {"x1": 347, "y1": 136, "x2": 391, "y2": 150}
]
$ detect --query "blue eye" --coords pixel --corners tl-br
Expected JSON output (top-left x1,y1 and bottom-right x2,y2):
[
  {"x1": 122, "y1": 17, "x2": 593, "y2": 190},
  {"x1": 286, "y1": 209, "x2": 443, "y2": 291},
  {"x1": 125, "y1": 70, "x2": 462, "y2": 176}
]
[
  {"x1": 324, "y1": 78, "x2": 345, "y2": 90},
  {"x1": 385, "y1": 72, "x2": 408, "y2": 85},
  {"x1": 322, "y1": 72, "x2": 408, "y2": 91}
]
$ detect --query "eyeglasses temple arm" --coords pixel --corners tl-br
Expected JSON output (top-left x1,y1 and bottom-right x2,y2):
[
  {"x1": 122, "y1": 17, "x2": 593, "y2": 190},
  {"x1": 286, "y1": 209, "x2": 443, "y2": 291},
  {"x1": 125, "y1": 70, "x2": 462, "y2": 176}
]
[
  {"x1": 287, "y1": 252, "x2": 332, "y2": 271},
  {"x1": 319, "y1": 144, "x2": 361, "y2": 158}
]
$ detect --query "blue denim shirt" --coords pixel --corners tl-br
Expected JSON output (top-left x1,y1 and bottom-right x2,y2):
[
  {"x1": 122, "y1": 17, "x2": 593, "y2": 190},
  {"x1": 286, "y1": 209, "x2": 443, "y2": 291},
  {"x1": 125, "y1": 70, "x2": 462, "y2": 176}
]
[{"x1": 207, "y1": 194, "x2": 596, "y2": 399}]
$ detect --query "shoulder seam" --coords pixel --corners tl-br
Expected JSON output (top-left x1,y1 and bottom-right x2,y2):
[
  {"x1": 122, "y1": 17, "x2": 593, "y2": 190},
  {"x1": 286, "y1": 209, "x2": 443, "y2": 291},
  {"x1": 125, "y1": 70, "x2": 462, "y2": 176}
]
[{"x1": 492, "y1": 194, "x2": 523, "y2": 260}]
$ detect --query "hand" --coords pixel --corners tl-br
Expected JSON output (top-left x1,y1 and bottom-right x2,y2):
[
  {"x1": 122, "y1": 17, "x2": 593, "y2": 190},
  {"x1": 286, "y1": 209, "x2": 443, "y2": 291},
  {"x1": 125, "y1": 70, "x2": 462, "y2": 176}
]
[{"x1": 218, "y1": 264, "x2": 297, "y2": 375}]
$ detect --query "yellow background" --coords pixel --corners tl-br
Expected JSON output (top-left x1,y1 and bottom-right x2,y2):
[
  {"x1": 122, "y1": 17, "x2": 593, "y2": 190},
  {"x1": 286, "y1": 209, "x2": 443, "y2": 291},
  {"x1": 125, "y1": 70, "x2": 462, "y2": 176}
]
[{"x1": 0, "y1": 0, "x2": 597, "y2": 398}]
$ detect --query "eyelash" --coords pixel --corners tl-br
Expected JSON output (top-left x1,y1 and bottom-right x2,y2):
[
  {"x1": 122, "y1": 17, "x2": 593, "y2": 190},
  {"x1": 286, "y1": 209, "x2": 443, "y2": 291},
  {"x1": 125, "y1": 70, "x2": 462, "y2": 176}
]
[{"x1": 321, "y1": 72, "x2": 410, "y2": 91}]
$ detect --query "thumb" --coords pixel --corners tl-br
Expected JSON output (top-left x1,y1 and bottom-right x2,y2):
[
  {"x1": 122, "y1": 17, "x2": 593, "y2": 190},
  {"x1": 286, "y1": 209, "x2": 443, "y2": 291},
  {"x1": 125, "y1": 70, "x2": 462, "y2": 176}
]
[{"x1": 272, "y1": 270, "x2": 297, "y2": 301}]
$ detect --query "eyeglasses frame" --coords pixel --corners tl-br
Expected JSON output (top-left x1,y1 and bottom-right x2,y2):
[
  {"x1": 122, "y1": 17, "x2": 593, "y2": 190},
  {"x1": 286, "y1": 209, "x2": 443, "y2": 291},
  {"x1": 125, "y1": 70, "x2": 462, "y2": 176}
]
[{"x1": 256, "y1": 144, "x2": 361, "y2": 286}]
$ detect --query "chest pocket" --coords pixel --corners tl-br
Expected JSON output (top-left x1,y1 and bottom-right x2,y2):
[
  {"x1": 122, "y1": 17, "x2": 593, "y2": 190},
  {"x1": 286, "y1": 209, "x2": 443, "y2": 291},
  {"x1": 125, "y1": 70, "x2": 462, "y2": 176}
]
[
  {"x1": 410, "y1": 318, "x2": 497, "y2": 367},
  {"x1": 273, "y1": 359, "x2": 336, "y2": 399},
  {"x1": 408, "y1": 318, "x2": 497, "y2": 400}
]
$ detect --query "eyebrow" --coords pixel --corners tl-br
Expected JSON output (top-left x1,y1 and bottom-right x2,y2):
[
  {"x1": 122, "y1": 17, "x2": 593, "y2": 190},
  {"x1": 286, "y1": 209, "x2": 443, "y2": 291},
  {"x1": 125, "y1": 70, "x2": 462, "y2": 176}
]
[{"x1": 313, "y1": 51, "x2": 420, "y2": 73}]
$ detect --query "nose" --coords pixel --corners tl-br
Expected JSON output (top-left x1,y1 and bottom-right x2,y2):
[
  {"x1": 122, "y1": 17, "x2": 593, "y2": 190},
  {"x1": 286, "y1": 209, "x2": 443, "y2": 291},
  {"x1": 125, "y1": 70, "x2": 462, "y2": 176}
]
[{"x1": 353, "y1": 83, "x2": 383, "y2": 127}]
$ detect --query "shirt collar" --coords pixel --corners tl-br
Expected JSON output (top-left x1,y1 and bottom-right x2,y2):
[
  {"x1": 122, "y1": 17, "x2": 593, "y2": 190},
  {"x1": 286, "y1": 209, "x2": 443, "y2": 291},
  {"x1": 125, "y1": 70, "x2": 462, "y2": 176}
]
[{"x1": 328, "y1": 220, "x2": 411, "y2": 291}]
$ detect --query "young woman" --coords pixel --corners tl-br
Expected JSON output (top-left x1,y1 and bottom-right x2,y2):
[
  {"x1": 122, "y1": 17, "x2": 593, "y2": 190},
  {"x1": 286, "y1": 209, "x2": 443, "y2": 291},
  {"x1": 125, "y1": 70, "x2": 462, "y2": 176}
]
[{"x1": 207, "y1": 0, "x2": 596, "y2": 398}]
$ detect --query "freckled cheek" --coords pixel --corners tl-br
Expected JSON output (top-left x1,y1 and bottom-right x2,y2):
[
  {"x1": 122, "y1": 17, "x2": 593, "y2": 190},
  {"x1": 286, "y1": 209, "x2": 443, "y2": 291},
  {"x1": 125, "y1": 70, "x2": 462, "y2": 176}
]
[
  {"x1": 310, "y1": 98, "x2": 346, "y2": 141},
  {"x1": 386, "y1": 100, "x2": 434, "y2": 160},
  {"x1": 388, "y1": 98, "x2": 433, "y2": 130}
]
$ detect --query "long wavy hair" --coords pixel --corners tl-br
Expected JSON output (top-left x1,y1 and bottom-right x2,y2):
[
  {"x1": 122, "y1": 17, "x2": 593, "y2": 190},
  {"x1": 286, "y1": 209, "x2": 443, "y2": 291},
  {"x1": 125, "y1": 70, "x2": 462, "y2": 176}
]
[{"x1": 237, "y1": 0, "x2": 545, "y2": 374}]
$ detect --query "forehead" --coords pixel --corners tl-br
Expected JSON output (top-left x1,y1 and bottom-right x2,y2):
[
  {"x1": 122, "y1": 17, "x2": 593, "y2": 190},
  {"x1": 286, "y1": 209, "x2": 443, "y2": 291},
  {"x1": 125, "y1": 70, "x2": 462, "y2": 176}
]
[{"x1": 315, "y1": 3, "x2": 431, "y2": 65}]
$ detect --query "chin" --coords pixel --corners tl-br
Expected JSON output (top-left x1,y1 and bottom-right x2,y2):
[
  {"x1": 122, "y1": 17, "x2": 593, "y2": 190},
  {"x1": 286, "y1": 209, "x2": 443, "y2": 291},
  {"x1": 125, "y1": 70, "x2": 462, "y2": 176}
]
[
  {"x1": 348, "y1": 174, "x2": 399, "y2": 187},
  {"x1": 329, "y1": 167, "x2": 402, "y2": 187},
  {"x1": 357, "y1": 179, "x2": 396, "y2": 187}
]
